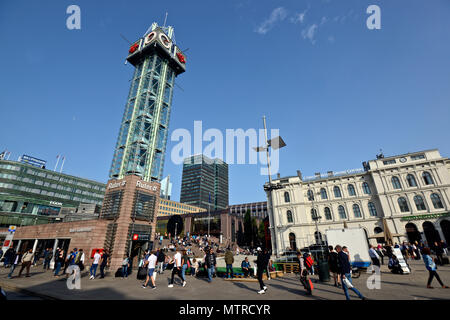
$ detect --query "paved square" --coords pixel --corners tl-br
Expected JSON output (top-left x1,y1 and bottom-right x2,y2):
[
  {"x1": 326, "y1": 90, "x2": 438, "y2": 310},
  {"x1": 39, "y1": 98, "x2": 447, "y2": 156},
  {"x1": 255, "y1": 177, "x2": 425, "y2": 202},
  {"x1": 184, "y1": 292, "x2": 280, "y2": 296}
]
[{"x1": 0, "y1": 259, "x2": 449, "y2": 300}]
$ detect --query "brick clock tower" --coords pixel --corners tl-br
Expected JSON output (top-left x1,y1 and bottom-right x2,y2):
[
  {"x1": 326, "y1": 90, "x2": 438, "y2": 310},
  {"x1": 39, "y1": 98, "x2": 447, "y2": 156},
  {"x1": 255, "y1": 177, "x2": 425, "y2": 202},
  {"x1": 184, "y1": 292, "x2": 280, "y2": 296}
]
[{"x1": 100, "y1": 175, "x2": 160, "y2": 269}]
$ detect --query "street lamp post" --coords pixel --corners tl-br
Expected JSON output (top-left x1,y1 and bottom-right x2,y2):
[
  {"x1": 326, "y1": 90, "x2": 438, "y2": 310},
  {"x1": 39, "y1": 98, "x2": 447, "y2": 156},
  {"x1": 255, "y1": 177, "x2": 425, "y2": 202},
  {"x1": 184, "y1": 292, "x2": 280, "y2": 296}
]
[
  {"x1": 311, "y1": 192, "x2": 322, "y2": 245},
  {"x1": 255, "y1": 116, "x2": 286, "y2": 258}
]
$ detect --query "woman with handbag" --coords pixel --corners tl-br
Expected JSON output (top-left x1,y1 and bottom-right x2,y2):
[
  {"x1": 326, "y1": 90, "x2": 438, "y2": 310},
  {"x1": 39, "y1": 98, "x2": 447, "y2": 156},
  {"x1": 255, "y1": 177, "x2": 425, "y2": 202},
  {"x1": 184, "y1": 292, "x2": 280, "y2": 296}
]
[{"x1": 422, "y1": 247, "x2": 448, "y2": 289}]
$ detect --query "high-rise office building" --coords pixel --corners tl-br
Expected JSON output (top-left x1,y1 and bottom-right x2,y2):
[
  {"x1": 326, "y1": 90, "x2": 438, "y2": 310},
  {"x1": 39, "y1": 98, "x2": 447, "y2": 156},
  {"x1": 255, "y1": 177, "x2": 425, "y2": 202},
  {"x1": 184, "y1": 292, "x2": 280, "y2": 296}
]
[
  {"x1": 180, "y1": 154, "x2": 229, "y2": 211},
  {"x1": 109, "y1": 22, "x2": 186, "y2": 182}
]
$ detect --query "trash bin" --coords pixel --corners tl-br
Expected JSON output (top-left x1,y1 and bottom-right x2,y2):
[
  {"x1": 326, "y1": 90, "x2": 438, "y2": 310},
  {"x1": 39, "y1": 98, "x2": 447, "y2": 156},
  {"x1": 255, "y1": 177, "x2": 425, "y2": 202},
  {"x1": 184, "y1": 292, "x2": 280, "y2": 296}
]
[
  {"x1": 309, "y1": 244, "x2": 330, "y2": 282},
  {"x1": 317, "y1": 260, "x2": 330, "y2": 282}
]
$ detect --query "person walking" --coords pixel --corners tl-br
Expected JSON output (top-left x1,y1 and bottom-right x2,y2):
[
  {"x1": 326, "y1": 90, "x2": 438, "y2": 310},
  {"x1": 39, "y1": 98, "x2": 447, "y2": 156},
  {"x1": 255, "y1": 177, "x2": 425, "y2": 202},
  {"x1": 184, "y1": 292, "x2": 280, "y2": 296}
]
[
  {"x1": 255, "y1": 247, "x2": 267, "y2": 294},
  {"x1": 328, "y1": 246, "x2": 340, "y2": 287},
  {"x1": 376, "y1": 245, "x2": 384, "y2": 265},
  {"x1": 143, "y1": 251, "x2": 157, "y2": 289},
  {"x1": 157, "y1": 249, "x2": 165, "y2": 274},
  {"x1": 43, "y1": 248, "x2": 53, "y2": 270},
  {"x1": 54, "y1": 248, "x2": 65, "y2": 277},
  {"x1": 369, "y1": 244, "x2": 381, "y2": 271},
  {"x1": 296, "y1": 251, "x2": 312, "y2": 295},
  {"x1": 3, "y1": 247, "x2": 15, "y2": 268},
  {"x1": 7, "y1": 250, "x2": 22, "y2": 279},
  {"x1": 18, "y1": 249, "x2": 34, "y2": 277},
  {"x1": 122, "y1": 254, "x2": 130, "y2": 279},
  {"x1": 181, "y1": 250, "x2": 189, "y2": 285},
  {"x1": 225, "y1": 247, "x2": 234, "y2": 279},
  {"x1": 168, "y1": 247, "x2": 184, "y2": 287},
  {"x1": 205, "y1": 247, "x2": 217, "y2": 283},
  {"x1": 241, "y1": 257, "x2": 251, "y2": 278},
  {"x1": 336, "y1": 245, "x2": 366, "y2": 300},
  {"x1": 433, "y1": 242, "x2": 444, "y2": 266},
  {"x1": 422, "y1": 247, "x2": 448, "y2": 289},
  {"x1": 99, "y1": 250, "x2": 109, "y2": 279},
  {"x1": 89, "y1": 249, "x2": 101, "y2": 280}
]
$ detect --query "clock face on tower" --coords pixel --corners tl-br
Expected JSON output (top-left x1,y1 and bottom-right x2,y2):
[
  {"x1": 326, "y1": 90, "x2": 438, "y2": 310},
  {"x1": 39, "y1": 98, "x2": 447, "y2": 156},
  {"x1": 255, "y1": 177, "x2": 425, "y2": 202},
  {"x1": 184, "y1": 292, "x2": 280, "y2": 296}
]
[{"x1": 400, "y1": 157, "x2": 407, "y2": 163}]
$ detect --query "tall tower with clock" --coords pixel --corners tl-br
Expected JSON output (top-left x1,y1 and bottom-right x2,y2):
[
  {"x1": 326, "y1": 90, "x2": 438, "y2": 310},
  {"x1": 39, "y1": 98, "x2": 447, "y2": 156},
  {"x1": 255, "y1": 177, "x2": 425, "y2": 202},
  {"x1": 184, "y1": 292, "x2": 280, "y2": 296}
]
[{"x1": 109, "y1": 22, "x2": 186, "y2": 182}]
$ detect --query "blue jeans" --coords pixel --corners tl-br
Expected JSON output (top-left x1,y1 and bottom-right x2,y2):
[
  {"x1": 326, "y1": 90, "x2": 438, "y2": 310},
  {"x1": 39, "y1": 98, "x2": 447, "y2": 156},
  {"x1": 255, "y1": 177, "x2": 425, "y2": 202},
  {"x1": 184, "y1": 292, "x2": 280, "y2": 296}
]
[
  {"x1": 342, "y1": 273, "x2": 364, "y2": 300},
  {"x1": 207, "y1": 266, "x2": 215, "y2": 282},
  {"x1": 122, "y1": 265, "x2": 128, "y2": 278},
  {"x1": 54, "y1": 262, "x2": 62, "y2": 276},
  {"x1": 8, "y1": 264, "x2": 17, "y2": 278},
  {"x1": 90, "y1": 264, "x2": 98, "y2": 277},
  {"x1": 181, "y1": 264, "x2": 188, "y2": 281},
  {"x1": 226, "y1": 264, "x2": 234, "y2": 278}
]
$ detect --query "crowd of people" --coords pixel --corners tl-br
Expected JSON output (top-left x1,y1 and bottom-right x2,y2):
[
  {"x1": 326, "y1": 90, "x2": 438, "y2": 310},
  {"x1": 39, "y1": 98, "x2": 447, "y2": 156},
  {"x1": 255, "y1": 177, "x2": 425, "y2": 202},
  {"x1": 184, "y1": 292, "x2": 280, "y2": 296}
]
[{"x1": 0, "y1": 235, "x2": 449, "y2": 299}]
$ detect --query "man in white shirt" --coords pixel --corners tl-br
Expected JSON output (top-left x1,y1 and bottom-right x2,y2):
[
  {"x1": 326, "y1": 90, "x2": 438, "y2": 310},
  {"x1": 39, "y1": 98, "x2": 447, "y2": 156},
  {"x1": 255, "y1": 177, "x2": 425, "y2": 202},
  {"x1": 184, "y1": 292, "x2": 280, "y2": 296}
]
[
  {"x1": 369, "y1": 244, "x2": 381, "y2": 269},
  {"x1": 142, "y1": 250, "x2": 158, "y2": 289},
  {"x1": 168, "y1": 248, "x2": 183, "y2": 288},
  {"x1": 90, "y1": 250, "x2": 101, "y2": 280}
]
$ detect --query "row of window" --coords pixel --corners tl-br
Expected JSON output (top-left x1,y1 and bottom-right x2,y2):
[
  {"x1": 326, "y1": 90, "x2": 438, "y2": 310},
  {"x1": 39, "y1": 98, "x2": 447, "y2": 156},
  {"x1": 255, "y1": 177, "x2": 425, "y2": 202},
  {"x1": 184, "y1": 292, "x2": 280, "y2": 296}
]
[
  {"x1": 283, "y1": 171, "x2": 436, "y2": 203},
  {"x1": 0, "y1": 174, "x2": 104, "y2": 199},
  {"x1": 285, "y1": 202, "x2": 378, "y2": 223},
  {"x1": 24, "y1": 168, "x2": 105, "y2": 191},
  {"x1": 391, "y1": 172, "x2": 433, "y2": 190},
  {"x1": 397, "y1": 193, "x2": 444, "y2": 212},
  {"x1": 0, "y1": 182, "x2": 100, "y2": 205}
]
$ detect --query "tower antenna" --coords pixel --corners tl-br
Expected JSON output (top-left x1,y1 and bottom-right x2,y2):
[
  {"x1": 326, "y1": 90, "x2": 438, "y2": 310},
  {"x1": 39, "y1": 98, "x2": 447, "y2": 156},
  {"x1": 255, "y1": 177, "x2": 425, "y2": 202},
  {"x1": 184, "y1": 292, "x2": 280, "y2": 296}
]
[{"x1": 163, "y1": 12, "x2": 168, "y2": 27}]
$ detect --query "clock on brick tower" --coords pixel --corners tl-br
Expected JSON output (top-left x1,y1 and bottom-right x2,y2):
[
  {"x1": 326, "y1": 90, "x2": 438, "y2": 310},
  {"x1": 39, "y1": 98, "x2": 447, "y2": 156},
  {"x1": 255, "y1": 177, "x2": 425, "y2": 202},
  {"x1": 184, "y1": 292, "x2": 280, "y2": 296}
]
[{"x1": 109, "y1": 22, "x2": 186, "y2": 182}]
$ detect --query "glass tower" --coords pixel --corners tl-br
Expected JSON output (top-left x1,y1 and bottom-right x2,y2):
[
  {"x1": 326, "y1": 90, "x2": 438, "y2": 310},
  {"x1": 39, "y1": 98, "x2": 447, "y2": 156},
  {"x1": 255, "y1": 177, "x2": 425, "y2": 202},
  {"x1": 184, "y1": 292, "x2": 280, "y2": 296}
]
[{"x1": 109, "y1": 23, "x2": 186, "y2": 181}]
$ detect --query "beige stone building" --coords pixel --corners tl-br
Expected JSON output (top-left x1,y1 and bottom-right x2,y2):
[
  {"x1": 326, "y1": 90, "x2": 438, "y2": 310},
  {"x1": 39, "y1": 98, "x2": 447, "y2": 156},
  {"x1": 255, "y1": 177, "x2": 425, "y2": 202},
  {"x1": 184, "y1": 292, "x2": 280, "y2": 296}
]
[{"x1": 267, "y1": 149, "x2": 450, "y2": 252}]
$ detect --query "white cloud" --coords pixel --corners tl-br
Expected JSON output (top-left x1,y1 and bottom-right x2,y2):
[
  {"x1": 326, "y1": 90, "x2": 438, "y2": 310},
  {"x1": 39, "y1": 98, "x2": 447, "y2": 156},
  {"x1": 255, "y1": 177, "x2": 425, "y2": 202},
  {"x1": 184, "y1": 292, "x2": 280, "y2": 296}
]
[
  {"x1": 290, "y1": 11, "x2": 307, "y2": 24},
  {"x1": 255, "y1": 7, "x2": 288, "y2": 35},
  {"x1": 320, "y1": 16, "x2": 327, "y2": 25},
  {"x1": 301, "y1": 24, "x2": 318, "y2": 44}
]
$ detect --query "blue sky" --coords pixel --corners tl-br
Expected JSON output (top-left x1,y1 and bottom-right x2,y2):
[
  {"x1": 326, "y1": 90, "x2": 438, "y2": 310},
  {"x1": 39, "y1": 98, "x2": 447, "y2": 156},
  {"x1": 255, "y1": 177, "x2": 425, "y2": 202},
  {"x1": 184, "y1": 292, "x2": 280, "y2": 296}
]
[{"x1": 1, "y1": 0, "x2": 449, "y2": 204}]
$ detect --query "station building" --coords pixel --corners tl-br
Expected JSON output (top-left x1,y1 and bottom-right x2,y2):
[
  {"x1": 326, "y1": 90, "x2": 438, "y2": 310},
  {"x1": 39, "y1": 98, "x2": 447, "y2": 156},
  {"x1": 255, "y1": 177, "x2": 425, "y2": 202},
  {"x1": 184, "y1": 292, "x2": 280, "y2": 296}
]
[{"x1": 267, "y1": 149, "x2": 450, "y2": 252}]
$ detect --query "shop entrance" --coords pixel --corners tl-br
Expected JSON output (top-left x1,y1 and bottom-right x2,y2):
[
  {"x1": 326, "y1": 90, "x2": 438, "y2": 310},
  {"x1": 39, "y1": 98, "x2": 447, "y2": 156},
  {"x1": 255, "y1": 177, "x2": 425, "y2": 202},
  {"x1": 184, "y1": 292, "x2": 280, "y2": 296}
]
[
  {"x1": 422, "y1": 221, "x2": 441, "y2": 246},
  {"x1": 405, "y1": 223, "x2": 421, "y2": 244},
  {"x1": 130, "y1": 240, "x2": 151, "y2": 269},
  {"x1": 440, "y1": 219, "x2": 450, "y2": 245}
]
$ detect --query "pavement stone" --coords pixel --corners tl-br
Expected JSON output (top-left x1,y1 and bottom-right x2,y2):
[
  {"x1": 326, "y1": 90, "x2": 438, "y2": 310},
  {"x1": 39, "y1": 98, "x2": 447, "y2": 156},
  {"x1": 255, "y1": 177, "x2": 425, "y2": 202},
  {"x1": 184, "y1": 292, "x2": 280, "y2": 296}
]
[{"x1": 0, "y1": 259, "x2": 449, "y2": 300}]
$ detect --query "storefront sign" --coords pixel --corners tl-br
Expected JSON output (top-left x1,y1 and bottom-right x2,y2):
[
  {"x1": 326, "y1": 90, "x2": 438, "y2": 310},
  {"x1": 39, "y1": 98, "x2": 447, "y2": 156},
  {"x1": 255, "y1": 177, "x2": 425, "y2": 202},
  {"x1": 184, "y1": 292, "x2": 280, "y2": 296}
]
[
  {"x1": 107, "y1": 180, "x2": 126, "y2": 189},
  {"x1": 400, "y1": 212, "x2": 450, "y2": 221},
  {"x1": 8, "y1": 225, "x2": 16, "y2": 233},
  {"x1": 50, "y1": 201, "x2": 63, "y2": 206},
  {"x1": 136, "y1": 180, "x2": 158, "y2": 192},
  {"x1": 69, "y1": 227, "x2": 93, "y2": 233}
]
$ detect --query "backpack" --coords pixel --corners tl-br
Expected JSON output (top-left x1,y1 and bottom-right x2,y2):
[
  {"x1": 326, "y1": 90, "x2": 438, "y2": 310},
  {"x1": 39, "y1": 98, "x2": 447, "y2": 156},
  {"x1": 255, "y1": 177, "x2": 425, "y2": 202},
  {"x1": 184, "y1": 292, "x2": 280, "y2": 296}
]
[
  {"x1": 74, "y1": 252, "x2": 82, "y2": 264},
  {"x1": 304, "y1": 254, "x2": 314, "y2": 270}
]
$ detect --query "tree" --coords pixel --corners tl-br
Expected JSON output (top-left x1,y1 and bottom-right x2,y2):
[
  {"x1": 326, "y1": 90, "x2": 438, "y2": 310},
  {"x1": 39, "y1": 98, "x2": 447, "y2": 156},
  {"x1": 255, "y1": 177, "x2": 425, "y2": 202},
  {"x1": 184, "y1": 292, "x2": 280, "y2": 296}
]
[
  {"x1": 258, "y1": 220, "x2": 266, "y2": 245},
  {"x1": 243, "y1": 210, "x2": 252, "y2": 246}
]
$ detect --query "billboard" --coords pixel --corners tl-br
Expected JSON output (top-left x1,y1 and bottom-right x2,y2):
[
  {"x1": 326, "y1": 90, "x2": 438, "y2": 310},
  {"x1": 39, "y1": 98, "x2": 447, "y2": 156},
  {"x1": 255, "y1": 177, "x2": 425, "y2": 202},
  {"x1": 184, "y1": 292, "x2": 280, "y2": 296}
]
[{"x1": 20, "y1": 154, "x2": 47, "y2": 168}]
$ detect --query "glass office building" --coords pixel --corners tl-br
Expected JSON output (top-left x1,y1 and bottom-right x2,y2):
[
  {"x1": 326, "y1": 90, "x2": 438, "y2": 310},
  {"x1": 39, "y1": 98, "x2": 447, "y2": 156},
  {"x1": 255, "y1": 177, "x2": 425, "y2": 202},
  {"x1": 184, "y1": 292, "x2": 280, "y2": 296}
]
[
  {"x1": 0, "y1": 159, "x2": 105, "y2": 227},
  {"x1": 180, "y1": 155, "x2": 229, "y2": 211},
  {"x1": 109, "y1": 23, "x2": 186, "y2": 182}
]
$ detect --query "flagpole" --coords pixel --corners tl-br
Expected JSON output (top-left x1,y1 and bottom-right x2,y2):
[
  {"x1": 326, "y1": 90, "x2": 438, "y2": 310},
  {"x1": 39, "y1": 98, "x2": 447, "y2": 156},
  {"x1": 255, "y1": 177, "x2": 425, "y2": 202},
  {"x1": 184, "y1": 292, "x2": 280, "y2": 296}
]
[
  {"x1": 54, "y1": 155, "x2": 60, "y2": 171},
  {"x1": 60, "y1": 156, "x2": 65, "y2": 173}
]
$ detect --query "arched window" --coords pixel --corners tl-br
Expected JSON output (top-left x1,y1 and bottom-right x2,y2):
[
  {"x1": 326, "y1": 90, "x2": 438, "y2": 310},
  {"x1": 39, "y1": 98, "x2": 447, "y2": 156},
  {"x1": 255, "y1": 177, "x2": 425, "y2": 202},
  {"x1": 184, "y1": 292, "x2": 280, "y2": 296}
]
[
  {"x1": 430, "y1": 193, "x2": 444, "y2": 209},
  {"x1": 307, "y1": 190, "x2": 314, "y2": 201},
  {"x1": 284, "y1": 192, "x2": 290, "y2": 203},
  {"x1": 414, "y1": 195, "x2": 426, "y2": 211},
  {"x1": 324, "y1": 207, "x2": 332, "y2": 220},
  {"x1": 362, "y1": 182, "x2": 371, "y2": 195},
  {"x1": 406, "y1": 174, "x2": 417, "y2": 187},
  {"x1": 320, "y1": 188, "x2": 328, "y2": 200},
  {"x1": 398, "y1": 197, "x2": 409, "y2": 212},
  {"x1": 338, "y1": 205, "x2": 347, "y2": 219},
  {"x1": 391, "y1": 176, "x2": 402, "y2": 189},
  {"x1": 311, "y1": 208, "x2": 318, "y2": 220},
  {"x1": 353, "y1": 204, "x2": 362, "y2": 218},
  {"x1": 286, "y1": 210, "x2": 293, "y2": 223},
  {"x1": 368, "y1": 202, "x2": 377, "y2": 216},
  {"x1": 348, "y1": 184, "x2": 356, "y2": 196},
  {"x1": 422, "y1": 172, "x2": 434, "y2": 185},
  {"x1": 334, "y1": 186, "x2": 342, "y2": 198}
]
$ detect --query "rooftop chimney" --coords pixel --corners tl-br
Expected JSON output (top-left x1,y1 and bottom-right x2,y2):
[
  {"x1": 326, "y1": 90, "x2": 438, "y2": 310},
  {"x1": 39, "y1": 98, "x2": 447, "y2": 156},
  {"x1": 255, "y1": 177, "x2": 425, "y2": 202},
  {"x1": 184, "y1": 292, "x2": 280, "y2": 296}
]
[{"x1": 297, "y1": 170, "x2": 302, "y2": 180}]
